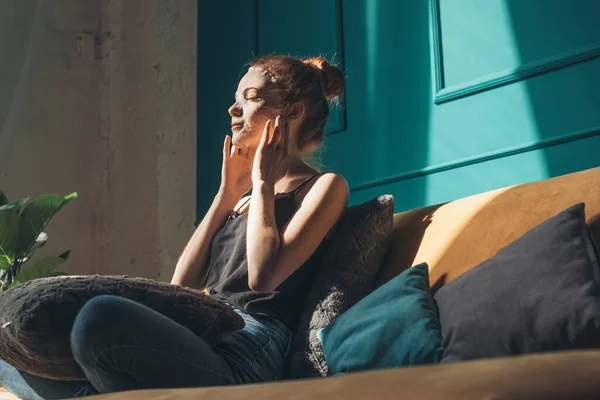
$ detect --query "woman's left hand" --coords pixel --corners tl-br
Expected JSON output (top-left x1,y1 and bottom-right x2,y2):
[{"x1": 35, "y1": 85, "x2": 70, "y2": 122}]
[{"x1": 252, "y1": 115, "x2": 291, "y2": 187}]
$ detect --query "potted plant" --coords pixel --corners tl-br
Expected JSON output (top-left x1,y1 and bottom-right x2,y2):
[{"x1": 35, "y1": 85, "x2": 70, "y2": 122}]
[{"x1": 0, "y1": 192, "x2": 77, "y2": 291}]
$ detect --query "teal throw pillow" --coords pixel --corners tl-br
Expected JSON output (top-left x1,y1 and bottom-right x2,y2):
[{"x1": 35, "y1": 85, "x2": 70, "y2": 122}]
[{"x1": 318, "y1": 263, "x2": 444, "y2": 374}]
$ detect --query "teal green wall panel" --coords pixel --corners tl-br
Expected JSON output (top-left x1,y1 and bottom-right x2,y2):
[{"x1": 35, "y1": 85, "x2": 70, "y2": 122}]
[
  {"x1": 196, "y1": 0, "x2": 600, "y2": 221},
  {"x1": 256, "y1": 0, "x2": 346, "y2": 133},
  {"x1": 439, "y1": 0, "x2": 600, "y2": 88},
  {"x1": 351, "y1": 133, "x2": 600, "y2": 211},
  {"x1": 324, "y1": 0, "x2": 433, "y2": 202},
  {"x1": 426, "y1": 57, "x2": 600, "y2": 166},
  {"x1": 196, "y1": 1, "x2": 257, "y2": 223}
]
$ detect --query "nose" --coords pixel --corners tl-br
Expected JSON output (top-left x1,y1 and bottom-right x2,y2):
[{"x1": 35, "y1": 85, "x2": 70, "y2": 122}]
[{"x1": 228, "y1": 102, "x2": 242, "y2": 118}]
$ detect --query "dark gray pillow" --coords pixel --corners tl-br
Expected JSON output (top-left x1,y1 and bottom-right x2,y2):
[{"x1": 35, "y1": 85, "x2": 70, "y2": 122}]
[
  {"x1": 287, "y1": 195, "x2": 395, "y2": 378},
  {"x1": 434, "y1": 203, "x2": 600, "y2": 363},
  {"x1": 0, "y1": 275, "x2": 244, "y2": 381}
]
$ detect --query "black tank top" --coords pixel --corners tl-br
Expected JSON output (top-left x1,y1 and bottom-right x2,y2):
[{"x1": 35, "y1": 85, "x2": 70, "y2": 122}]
[{"x1": 206, "y1": 174, "x2": 330, "y2": 330}]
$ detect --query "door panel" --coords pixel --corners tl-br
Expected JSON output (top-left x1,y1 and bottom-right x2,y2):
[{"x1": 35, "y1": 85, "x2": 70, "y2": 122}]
[{"x1": 196, "y1": 0, "x2": 600, "y2": 219}]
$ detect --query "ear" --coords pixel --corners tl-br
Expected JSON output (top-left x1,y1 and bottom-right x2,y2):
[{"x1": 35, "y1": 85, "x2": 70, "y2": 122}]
[{"x1": 287, "y1": 102, "x2": 305, "y2": 121}]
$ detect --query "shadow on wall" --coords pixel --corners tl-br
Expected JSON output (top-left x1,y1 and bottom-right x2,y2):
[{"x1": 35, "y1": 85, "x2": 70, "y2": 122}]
[
  {"x1": 506, "y1": 0, "x2": 600, "y2": 178},
  {"x1": 345, "y1": 0, "x2": 432, "y2": 211}
]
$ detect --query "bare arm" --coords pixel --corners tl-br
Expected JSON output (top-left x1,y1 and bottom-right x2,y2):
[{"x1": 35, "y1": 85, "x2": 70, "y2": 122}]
[
  {"x1": 246, "y1": 172, "x2": 348, "y2": 292},
  {"x1": 170, "y1": 190, "x2": 238, "y2": 290}
]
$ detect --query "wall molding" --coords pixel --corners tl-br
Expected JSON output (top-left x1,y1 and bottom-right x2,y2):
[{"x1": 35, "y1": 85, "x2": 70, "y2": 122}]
[
  {"x1": 430, "y1": 0, "x2": 600, "y2": 104},
  {"x1": 252, "y1": 0, "x2": 347, "y2": 135},
  {"x1": 328, "y1": 0, "x2": 347, "y2": 135},
  {"x1": 430, "y1": 0, "x2": 445, "y2": 96},
  {"x1": 350, "y1": 126, "x2": 600, "y2": 193}
]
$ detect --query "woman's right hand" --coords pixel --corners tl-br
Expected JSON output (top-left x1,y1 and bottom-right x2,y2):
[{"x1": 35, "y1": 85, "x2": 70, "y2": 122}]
[{"x1": 219, "y1": 135, "x2": 255, "y2": 202}]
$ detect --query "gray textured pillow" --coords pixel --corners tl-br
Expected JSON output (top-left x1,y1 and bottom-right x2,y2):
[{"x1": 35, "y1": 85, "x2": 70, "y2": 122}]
[
  {"x1": 287, "y1": 195, "x2": 395, "y2": 378},
  {"x1": 0, "y1": 275, "x2": 244, "y2": 381}
]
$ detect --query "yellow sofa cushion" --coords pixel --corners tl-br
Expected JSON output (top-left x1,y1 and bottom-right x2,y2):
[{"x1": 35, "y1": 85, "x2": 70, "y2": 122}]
[{"x1": 377, "y1": 166, "x2": 600, "y2": 290}]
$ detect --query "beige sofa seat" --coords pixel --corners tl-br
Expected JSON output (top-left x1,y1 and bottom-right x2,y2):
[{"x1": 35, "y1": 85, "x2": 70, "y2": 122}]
[{"x1": 90, "y1": 350, "x2": 600, "y2": 400}]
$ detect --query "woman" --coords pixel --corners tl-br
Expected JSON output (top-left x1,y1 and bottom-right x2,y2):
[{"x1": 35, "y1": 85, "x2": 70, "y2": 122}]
[{"x1": 0, "y1": 55, "x2": 348, "y2": 399}]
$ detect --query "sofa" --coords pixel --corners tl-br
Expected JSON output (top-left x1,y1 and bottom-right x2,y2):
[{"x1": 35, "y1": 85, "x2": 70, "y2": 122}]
[{"x1": 4, "y1": 166, "x2": 600, "y2": 399}]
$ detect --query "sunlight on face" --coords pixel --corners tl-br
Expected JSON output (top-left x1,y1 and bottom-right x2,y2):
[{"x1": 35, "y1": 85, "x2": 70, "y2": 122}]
[{"x1": 228, "y1": 67, "x2": 282, "y2": 148}]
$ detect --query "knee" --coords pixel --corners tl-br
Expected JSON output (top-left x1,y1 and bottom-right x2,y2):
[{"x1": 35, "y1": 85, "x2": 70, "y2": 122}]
[{"x1": 70, "y1": 295, "x2": 130, "y2": 364}]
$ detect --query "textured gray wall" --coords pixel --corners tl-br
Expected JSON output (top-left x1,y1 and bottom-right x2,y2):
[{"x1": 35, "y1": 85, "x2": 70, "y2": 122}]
[
  {"x1": 156, "y1": 0, "x2": 198, "y2": 281},
  {"x1": 0, "y1": 0, "x2": 197, "y2": 281}
]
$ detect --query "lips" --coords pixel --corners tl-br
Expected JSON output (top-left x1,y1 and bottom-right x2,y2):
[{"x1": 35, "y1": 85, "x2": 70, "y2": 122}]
[{"x1": 231, "y1": 122, "x2": 243, "y2": 131}]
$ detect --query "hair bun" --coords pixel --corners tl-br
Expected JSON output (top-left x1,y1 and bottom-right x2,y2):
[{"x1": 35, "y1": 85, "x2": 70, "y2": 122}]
[{"x1": 303, "y1": 56, "x2": 345, "y2": 100}]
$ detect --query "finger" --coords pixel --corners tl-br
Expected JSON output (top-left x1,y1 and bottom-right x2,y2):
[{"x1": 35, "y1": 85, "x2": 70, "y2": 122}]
[
  {"x1": 281, "y1": 116, "x2": 289, "y2": 152},
  {"x1": 270, "y1": 115, "x2": 280, "y2": 146},
  {"x1": 274, "y1": 115, "x2": 284, "y2": 147},
  {"x1": 232, "y1": 145, "x2": 246, "y2": 157},
  {"x1": 246, "y1": 146, "x2": 257, "y2": 160},
  {"x1": 223, "y1": 135, "x2": 231, "y2": 160},
  {"x1": 259, "y1": 120, "x2": 271, "y2": 149}
]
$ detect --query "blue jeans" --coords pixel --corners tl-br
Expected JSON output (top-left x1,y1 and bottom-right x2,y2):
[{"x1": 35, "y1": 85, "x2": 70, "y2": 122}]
[{"x1": 0, "y1": 295, "x2": 292, "y2": 399}]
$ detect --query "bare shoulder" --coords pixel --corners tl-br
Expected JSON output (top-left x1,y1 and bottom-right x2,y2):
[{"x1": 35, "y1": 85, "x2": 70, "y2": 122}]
[
  {"x1": 296, "y1": 172, "x2": 349, "y2": 206},
  {"x1": 314, "y1": 172, "x2": 349, "y2": 195}
]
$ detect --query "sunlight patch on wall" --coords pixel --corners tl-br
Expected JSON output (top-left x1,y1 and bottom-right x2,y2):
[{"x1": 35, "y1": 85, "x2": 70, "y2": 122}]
[{"x1": 425, "y1": 0, "x2": 548, "y2": 205}]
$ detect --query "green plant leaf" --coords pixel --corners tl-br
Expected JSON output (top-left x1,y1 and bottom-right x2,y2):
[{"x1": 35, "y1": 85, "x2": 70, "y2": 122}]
[
  {"x1": 0, "y1": 206, "x2": 20, "y2": 265},
  {"x1": 13, "y1": 250, "x2": 70, "y2": 285},
  {"x1": 19, "y1": 232, "x2": 48, "y2": 263},
  {"x1": 0, "y1": 192, "x2": 7, "y2": 207},
  {"x1": 0, "y1": 255, "x2": 11, "y2": 270},
  {"x1": 0, "y1": 197, "x2": 30, "y2": 213},
  {"x1": 16, "y1": 193, "x2": 77, "y2": 259}
]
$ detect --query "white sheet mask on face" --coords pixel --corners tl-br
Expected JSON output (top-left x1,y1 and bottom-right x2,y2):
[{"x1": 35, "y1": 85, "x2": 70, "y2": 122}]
[
  {"x1": 250, "y1": 66, "x2": 277, "y2": 84},
  {"x1": 232, "y1": 66, "x2": 284, "y2": 139},
  {"x1": 247, "y1": 66, "x2": 283, "y2": 114}
]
